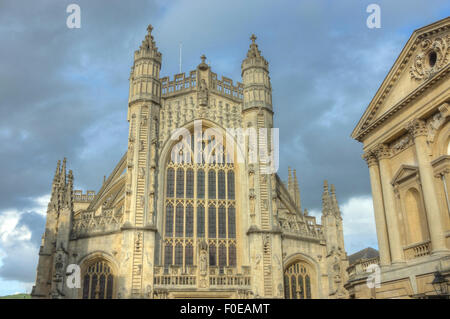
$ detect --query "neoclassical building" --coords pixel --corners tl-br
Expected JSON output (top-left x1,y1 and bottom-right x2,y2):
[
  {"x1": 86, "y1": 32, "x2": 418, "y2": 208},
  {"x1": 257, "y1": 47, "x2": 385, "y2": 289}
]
[
  {"x1": 31, "y1": 26, "x2": 348, "y2": 299},
  {"x1": 349, "y1": 17, "x2": 450, "y2": 298}
]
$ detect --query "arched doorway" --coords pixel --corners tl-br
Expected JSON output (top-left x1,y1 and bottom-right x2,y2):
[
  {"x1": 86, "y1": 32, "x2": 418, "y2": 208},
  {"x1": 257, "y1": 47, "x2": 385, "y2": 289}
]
[
  {"x1": 82, "y1": 259, "x2": 115, "y2": 299},
  {"x1": 284, "y1": 260, "x2": 314, "y2": 299}
]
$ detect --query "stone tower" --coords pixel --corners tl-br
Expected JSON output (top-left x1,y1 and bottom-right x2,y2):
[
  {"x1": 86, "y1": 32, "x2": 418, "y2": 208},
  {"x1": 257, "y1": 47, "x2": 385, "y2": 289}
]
[
  {"x1": 241, "y1": 34, "x2": 283, "y2": 297},
  {"x1": 120, "y1": 24, "x2": 162, "y2": 297},
  {"x1": 321, "y1": 181, "x2": 348, "y2": 298},
  {"x1": 32, "y1": 158, "x2": 74, "y2": 298}
]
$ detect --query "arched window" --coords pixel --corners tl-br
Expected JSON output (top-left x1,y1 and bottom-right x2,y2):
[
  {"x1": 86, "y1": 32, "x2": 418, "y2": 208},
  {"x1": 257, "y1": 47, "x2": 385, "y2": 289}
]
[
  {"x1": 163, "y1": 126, "x2": 237, "y2": 270},
  {"x1": 82, "y1": 260, "x2": 114, "y2": 299},
  {"x1": 284, "y1": 261, "x2": 314, "y2": 299}
]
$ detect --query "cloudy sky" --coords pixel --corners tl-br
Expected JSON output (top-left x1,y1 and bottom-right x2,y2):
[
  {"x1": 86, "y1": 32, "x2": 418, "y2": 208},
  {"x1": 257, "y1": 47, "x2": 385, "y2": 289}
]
[{"x1": 0, "y1": 0, "x2": 449, "y2": 296}]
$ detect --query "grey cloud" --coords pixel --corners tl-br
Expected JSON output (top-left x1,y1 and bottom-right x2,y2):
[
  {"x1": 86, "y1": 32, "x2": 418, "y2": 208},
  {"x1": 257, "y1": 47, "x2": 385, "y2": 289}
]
[{"x1": 0, "y1": 211, "x2": 45, "y2": 282}]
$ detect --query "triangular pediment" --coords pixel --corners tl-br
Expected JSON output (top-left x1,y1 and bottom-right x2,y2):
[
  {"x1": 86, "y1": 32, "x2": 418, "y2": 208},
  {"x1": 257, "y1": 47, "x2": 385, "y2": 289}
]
[
  {"x1": 391, "y1": 164, "x2": 419, "y2": 186},
  {"x1": 352, "y1": 17, "x2": 450, "y2": 141}
]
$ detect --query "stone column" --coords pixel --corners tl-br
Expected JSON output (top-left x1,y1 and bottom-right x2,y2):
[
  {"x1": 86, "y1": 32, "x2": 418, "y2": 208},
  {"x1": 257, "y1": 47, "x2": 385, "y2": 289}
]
[
  {"x1": 406, "y1": 119, "x2": 449, "y2": 255},
  {"x1": 363, "y1": 151, "x2": 391, "y2": 266},
  {"x1": 375, "y1": 144, "x2": 404, "y2": 264}
]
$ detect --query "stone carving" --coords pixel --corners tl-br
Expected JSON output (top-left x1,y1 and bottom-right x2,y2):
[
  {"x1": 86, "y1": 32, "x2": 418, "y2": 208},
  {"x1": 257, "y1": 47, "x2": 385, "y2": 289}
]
[
  {"x1": 198, "y1": 240, "x2": 208, "y2": 276},
  {"x1": 391, "y1": 134, "x2": 412, "y2": 154},
  {"x1": 198, "y1": 78, "x2": 208, "y2": 106},
  {"x1": 427, "y1": 111, "x2": 446, "y2": 143},
  {"x1": 410, "y1": 36, "x2": 450, "y2": 81},
  {"x1": 374, "y1": 143, "x2": 392, "y2": 160},
  {"x1": 405, "y1": 118, "x2": 428, "y2": 138},
  {"x1": 139, "y1": 167, "x2": 145, "y2": 179}
]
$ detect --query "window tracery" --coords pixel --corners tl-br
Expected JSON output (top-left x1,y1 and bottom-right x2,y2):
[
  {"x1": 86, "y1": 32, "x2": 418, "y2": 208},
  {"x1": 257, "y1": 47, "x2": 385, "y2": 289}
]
[
  {"x1": 284, "y1": 261, "x2": 313, "y2": 299},
  {"x1": 82, "y1": 260, "x2": 114, "y2": 299},
  {"x1": 163, "y1": 128, "x2": 237, "y2": 271}
]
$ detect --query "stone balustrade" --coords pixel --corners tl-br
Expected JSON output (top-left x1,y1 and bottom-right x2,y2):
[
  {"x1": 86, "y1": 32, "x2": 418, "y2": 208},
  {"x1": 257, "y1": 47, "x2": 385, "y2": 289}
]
[
  {"x1": 347, "y1": 257, "x2": 380, "y2": 278},
  {"x1": 153, "y1": 265, "x2": 251, "y2": 289},
  {"x1": 403, "y1": 240, "x2": 431, "y2": 260}
]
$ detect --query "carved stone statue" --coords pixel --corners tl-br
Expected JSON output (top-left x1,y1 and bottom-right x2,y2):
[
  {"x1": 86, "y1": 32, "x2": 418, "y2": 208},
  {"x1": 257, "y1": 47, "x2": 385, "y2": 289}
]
[{"x1": 198, "y1": 79, "x2": 208, "y2": 106}]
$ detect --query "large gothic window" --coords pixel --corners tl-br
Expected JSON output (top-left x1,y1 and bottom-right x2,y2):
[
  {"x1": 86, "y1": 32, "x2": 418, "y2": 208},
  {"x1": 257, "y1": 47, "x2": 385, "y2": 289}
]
[
  {"x1": 82, "y1": 260, "x2": 114, "y2": 299},
  {"x1": 163, "y1": 127, "x2": 237, "y2": 271},
  {"x1": 284, "y1": 261, "x2": 313, "y2": 299}
]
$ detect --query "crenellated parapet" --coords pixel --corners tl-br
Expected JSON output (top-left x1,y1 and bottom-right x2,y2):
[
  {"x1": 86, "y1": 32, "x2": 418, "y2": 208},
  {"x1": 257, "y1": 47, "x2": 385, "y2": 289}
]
[
  {"x1": 160, "y1": 70, "x2": 243, "y2": 101},
  {"x1": 73, "y1": 190, "x2": 96, "y2": 202}
]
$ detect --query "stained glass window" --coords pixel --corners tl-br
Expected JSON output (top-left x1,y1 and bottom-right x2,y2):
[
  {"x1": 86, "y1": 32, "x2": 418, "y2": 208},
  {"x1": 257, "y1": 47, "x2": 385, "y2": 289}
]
[
  {"x1": 163, "y1": 127, "x2": 237, "y2": 270},
  {"x1": 82, "y1": 260, "x2": 114, "y2": 299},
  {"x1": 185, "y1": 244, "x2": 193, "y2": 266},
  {"x1": 186, "y1": 169, "x2": 194, "y2": 198},
  {"x1": 219, "y1": 244, "x2": 227, "y2": 269},
  {"x1": 218, "y1": 170, "x2": 226, "y2": 199},
  {"x1": 291, "y1": 276, "x2": 297, "y2": 299},
  {"x1": 227, "y1": 171, "x2": 235, "y2": 199},
  {"x1": 165, "y1": 204, "x2": 173, "y2": 237},
  {"x1": 208, "y1": 169, "x2": 216, "y2": 198},
  {"x1": 197, "y1": 169, "x2": 205, "y2": 198},
  {"x1": 197, "y1": 205, "x2": 205, "y2": 237},
  {"x1": 176, "y1": 168, "x2": 184, "y2": 198},
  {"x1": 228, "y1": 207, "x2": 236, "y2": 238},
  {"x1": 228, "y1": 244, "x2": 236, "y2": 266},
  {"x1": 185, "y1": 204, "x2": 193, "y2": 237},
  {"x1": 175, "y1": 243, "x2": 183, "y2": 265},
  {"x1": 305, "y1": 275, "x2": 311, "y2": 299},
  {"x1": 209, "y1": 244, "x2": 216, "y2": 266},
  {"x1": 164, "y1": 243, "x2": 172, "y2": 266},
  {"x1": 284, "y1": 262, "x2": 313, "y2": 299},
  {"x1": 167, "y1": 168, "x2": 174, "y2": 197},
  {"x1": 218, "y1": 206, "x2": 226, "y2": 238},
  {"x1": 175, "y1": 204, "x2": 184, "y2": 237},
  {"x1": 208, "y1": 206, "x2": 216, "y2": 238}
]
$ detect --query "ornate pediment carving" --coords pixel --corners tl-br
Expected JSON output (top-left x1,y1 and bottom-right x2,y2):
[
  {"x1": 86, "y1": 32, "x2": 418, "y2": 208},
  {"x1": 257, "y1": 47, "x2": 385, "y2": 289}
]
[
  {"x1": 410, "y1": 35, "x2": 450, "y2": 81},
  {"x1": 391, "y1": 164, "x2": 419, "y2": 186}
]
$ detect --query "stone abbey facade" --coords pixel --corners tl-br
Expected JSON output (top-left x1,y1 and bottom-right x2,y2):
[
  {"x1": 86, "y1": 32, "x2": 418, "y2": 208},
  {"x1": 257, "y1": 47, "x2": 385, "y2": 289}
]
[
  {"x1": 348, "y1": 17, "x2": 450, "y2": 298},
  {"x1": 31, "y1": 25, "x2": 348, "y2": 299}
]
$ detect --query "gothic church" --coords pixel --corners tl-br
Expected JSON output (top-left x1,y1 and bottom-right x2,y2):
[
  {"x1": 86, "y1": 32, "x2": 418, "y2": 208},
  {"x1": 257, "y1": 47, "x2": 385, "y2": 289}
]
[{"x1": 32, "y1": 25, "x2": 348, "y2": 299}]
